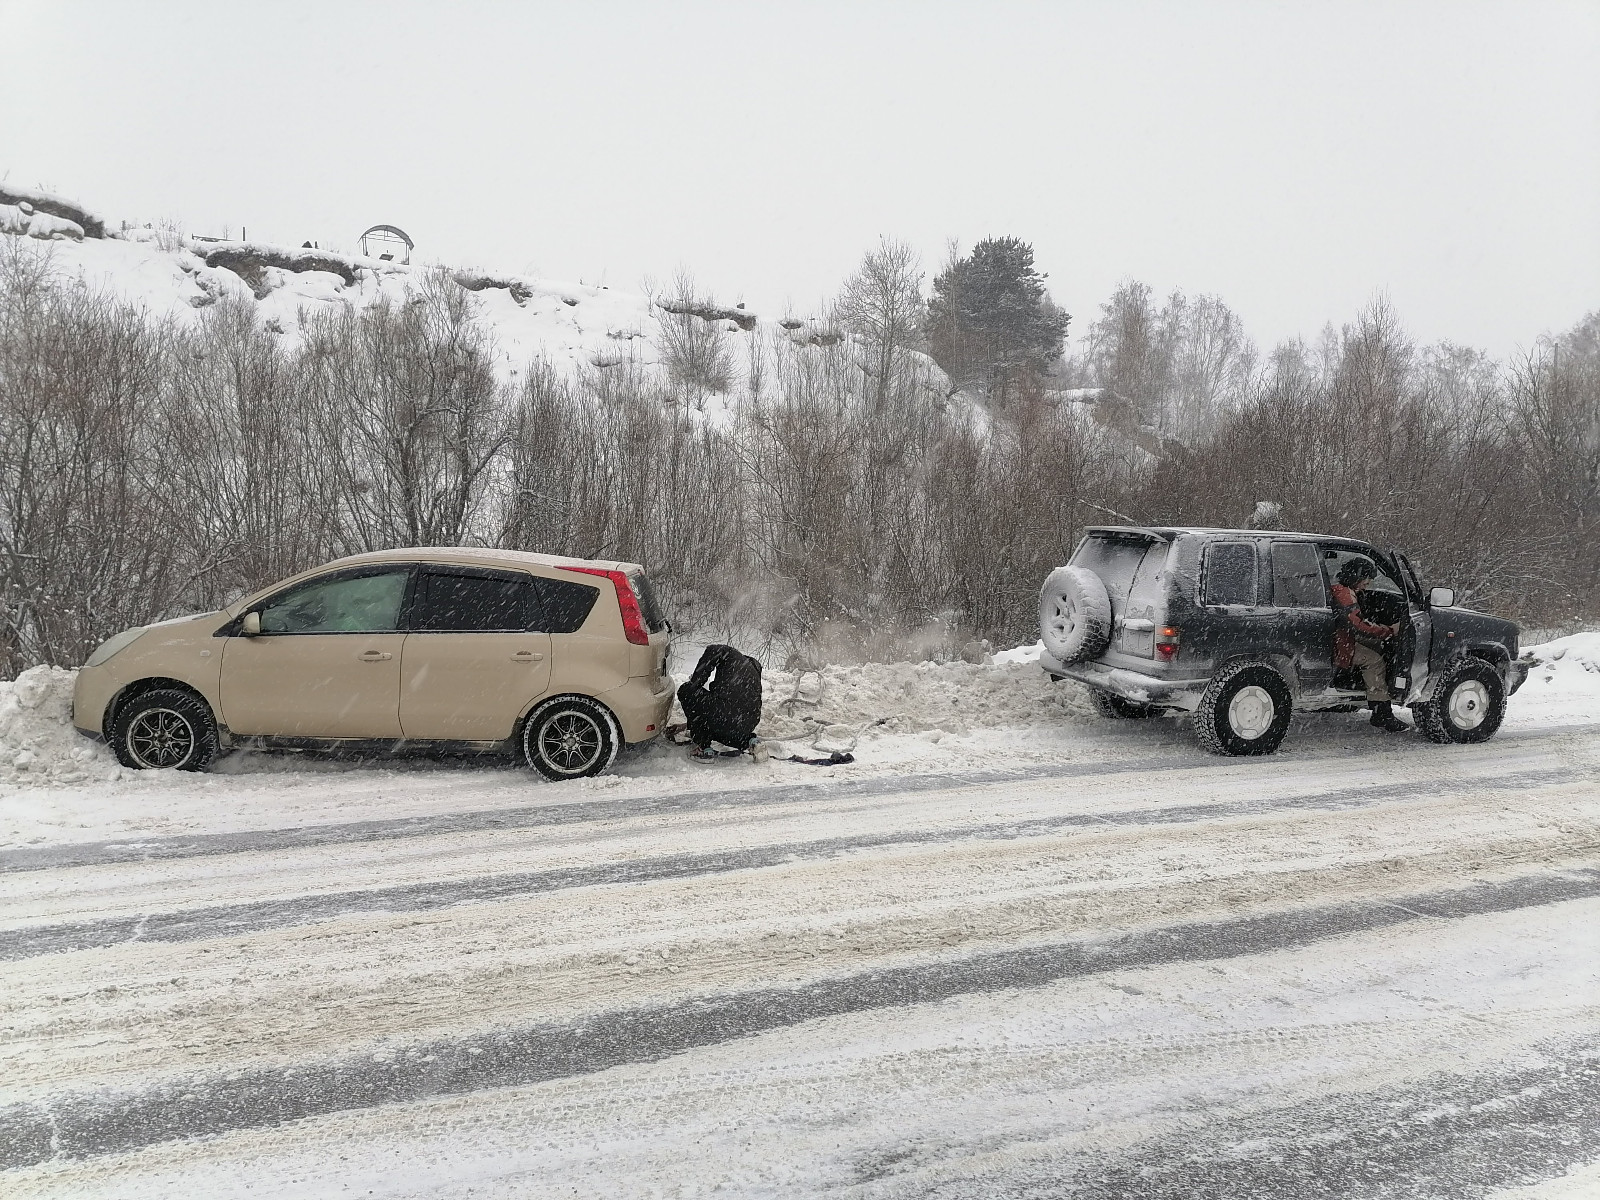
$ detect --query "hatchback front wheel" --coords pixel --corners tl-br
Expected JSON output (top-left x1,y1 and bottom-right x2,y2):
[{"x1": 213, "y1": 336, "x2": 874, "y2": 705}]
[{"x1": 111, "y1": 689, "x2": 219, "y2": 771}]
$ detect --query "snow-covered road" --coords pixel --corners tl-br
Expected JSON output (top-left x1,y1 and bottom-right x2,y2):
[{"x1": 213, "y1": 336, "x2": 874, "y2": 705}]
[{"x1": 3, "y1": 642, "x2": 1599, "y2": 1197}]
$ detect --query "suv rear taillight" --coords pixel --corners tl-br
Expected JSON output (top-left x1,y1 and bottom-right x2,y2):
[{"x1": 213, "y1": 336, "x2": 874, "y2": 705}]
[
  {"x1": 567, "y1": 567, "x2": 651, "y2": 646},
  {"x1": 1155, "y1": 626, "x2": 1181, "y2": 662}
]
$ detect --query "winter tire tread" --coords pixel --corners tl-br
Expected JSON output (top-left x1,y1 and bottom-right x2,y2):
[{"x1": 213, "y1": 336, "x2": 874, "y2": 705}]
[{"x1": 1195, "y1": 660, "x2": 1293, "y2": 757}]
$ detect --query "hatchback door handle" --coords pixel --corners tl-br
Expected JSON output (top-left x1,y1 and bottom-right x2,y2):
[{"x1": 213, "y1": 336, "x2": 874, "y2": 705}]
[
  {"x1": 358, "y1": 650, "x2": 393, "y2": 662},
  {"x1": 511, "y1": 650, "x2": 545, "y2": 663}
]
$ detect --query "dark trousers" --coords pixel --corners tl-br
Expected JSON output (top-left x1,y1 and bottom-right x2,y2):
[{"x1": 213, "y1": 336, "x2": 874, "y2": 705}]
[{"x1": 678, "y1": 682, "x2": 758, "y2": 750}]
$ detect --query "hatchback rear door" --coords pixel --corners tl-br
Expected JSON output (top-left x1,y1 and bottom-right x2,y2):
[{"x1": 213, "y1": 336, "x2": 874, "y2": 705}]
[{"x1": 399, "y1": 567, "x2": 552, "y2": 741}]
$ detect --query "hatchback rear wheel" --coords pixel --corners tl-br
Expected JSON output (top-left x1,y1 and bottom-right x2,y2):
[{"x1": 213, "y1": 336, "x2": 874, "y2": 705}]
[{"x1": 521, "y1": 696, "x2": 620, "y2": 780}]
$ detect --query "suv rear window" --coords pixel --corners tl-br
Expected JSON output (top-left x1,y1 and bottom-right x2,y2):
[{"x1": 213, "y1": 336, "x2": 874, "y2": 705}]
[
  {"x1": 1072, "y1": 535, "x2": 1158, "y2": 601},
  {"x1": 1204, "y1": 542, "x2": 1259, "y2": 605}
]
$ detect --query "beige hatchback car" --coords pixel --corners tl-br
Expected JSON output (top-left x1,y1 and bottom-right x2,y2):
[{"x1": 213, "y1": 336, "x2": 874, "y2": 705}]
[{"x1": 73, "y1": 548, "x2": 674, "y2": 779}]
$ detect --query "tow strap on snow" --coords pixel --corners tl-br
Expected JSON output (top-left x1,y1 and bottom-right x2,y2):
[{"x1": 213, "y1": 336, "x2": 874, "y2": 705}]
[{"x1": 775, "y1": 750, "x2": 855, "y2": 767}]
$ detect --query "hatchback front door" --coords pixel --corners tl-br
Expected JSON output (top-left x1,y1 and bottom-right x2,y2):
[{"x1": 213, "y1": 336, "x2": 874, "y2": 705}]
[{"x1": 220, "y1": 567, "x2": 411, "y2": 738}]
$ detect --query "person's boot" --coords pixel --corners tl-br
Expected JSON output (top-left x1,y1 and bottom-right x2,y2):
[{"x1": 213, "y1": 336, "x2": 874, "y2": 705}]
[{"x1": 1369, "y1": 701, "x2": 1409, "y2": 733}]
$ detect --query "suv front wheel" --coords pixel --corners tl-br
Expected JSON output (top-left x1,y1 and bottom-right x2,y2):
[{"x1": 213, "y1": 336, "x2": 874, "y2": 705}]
[
  {"x1": 1195, "y1": 661, "x2": 1293, "y2": 756},
  {"x1": 1413, "y1": 658, "x2": 1505, "y2": 744}
]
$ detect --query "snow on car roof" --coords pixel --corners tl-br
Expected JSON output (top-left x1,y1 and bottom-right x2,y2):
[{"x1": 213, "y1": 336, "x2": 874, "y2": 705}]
[
  {"x1": 330, "y1": 546, "x2": 645, "y2": 575},
  {"x1": 1085, "y1": 525, "x2": 1369, "y2": 545}
]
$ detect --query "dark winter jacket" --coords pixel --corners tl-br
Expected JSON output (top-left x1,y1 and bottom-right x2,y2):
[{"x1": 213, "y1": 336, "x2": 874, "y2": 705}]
[
  {"x1": 1330, "y1": 583, "x2": 1394, "y2": 669},
  {"x1": 678, "y1": 644, "x2": 763, "y2": 747}
]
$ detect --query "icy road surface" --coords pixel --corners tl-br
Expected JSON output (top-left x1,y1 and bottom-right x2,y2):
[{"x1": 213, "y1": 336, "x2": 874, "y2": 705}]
[{"x1": 2, "y1": 645, "x2": 1599, "y2": 1197}]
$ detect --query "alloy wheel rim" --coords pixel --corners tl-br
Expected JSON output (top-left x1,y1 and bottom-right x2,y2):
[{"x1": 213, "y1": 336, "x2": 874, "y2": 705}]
[
  {"x1": 126, "y1": 708, "x2": 196, "y2": 769},
  {"x1": 1448, "y1": 679, "x2": 1490, "y2": 730},
  {"x1": 1227, "y1": 685, "x2": 1275, "y2": 740},
  {"x1": 539, "y1": 711, "x2": 603, "y2": 773}
]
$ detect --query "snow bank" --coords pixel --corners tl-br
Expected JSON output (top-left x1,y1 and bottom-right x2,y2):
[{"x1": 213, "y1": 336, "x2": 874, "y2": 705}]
[
  {"x1": 1512, "y1": 632, "x2": 1600, "y2": 726},
  {"x1": 0, "y1": 667, "x2": 119, "y2": 786},
  {"x1": 757, "y1": 656, "x2": 1090, "y2": 748}
]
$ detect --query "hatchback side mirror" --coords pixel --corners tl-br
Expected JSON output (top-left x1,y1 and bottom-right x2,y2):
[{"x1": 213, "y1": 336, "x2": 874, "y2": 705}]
[
  {"x1": 241, "y1": 611, "x2": 262, "y2": 636},
  {"x1": 1428, "y1": 587, "x2": 1454, "y2": 608}
]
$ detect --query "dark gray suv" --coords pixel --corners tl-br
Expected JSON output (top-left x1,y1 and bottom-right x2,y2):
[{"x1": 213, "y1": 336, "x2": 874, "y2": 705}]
[{"x1": 1038, "y1": 526, "x2": 1529, "y2": 756}]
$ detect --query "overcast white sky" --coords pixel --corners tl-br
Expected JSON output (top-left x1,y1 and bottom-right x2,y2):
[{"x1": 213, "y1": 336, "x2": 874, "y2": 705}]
[{"x1": 2, "y1": 0, "x2": 1596, "y2": 358}]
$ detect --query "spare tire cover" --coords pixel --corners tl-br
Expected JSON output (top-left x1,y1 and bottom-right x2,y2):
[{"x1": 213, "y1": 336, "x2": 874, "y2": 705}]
[{"x1": 1039, "y1": 566, "x2": 1114, "y2": 664}]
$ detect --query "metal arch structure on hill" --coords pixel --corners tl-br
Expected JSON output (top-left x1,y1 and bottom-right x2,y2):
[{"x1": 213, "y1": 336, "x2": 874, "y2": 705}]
[{"x1": 358, "y1": 224, "x2": 414, "y2": 264}]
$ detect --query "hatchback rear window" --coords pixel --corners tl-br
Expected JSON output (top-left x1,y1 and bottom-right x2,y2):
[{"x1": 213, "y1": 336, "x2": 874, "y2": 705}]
[
  {"x1": 534, "y1": 577, "x2": 599, "y2": 634},
  {"x1": 631, "y1": 573, "x2": 669, "y2": 634}
]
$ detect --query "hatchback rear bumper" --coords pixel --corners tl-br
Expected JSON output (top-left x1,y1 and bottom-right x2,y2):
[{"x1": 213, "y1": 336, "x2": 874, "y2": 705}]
[
  {"x1": 599, "y1": 673, "x2": 676, "y2": 743},
  {"x1": 1038, "y1": 650, "x2": 1207, "y2": 711}
]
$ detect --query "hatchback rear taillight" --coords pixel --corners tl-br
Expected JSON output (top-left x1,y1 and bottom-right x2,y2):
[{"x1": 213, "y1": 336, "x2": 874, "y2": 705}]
[
  {"x1": 567, "y1": 567, "x2": 651, "y2": 645},
  {"x1": 1155, "y1": 626, "x2": 1181, "y2": 662}
]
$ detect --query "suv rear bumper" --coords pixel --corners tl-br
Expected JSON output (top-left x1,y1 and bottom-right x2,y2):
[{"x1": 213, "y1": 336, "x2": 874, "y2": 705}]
[{"x1": 1038, "y1": 650, "x2": 1207, "y2": 712}]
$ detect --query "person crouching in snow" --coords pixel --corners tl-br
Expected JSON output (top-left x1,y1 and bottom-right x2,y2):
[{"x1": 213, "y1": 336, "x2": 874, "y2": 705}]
[
  {"x1": 676, "y1": 644, "x2": 763, "y2": 760},
  {"x1": 1332, "y1": 560, "x2": 1408, "y2": 733}
]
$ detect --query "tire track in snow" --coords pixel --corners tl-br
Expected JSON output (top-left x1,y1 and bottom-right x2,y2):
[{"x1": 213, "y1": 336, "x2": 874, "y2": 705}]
[
  {"x1": 0, "y1": 766, "x2": 1579, "y2": 963},
  {"x1": 7, "y1": 721, "x2": 1594, "y2": 874},
  {"x1": 930, "y1": 1041, "x2": 1600, "y2": 1199},
  {"x1": 1, "y1": 869, "x2": 1596, "y2": 1170}
]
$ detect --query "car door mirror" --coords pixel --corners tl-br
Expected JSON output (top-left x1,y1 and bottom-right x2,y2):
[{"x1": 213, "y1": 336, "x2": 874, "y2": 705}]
[
  {"x1": 241, "y1": 611, "x2": 262, "y2": 636},
  {"x1": 1428, "y1": 587, "x2": 1454, "y2": 608}
]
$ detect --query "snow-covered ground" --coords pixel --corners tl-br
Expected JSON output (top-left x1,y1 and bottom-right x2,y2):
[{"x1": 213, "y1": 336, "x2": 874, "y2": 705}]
[{"x1": 2, "y1": 635, "x2": 1598, "y2": 1196}]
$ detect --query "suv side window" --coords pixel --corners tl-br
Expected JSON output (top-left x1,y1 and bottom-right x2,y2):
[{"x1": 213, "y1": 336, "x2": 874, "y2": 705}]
[
  {"x1": 1270, "y1": 542, "x2": 1326, "y2": 608},
  {"x1": 409, "y1": 569, "x2": 539, "y2": 632},
  {"x1": 1203, "y1": 541, "x2": 1259, "y2": 606},
  {"x1": 258, "y1": 569, "x2": 410, "y2": 634}
]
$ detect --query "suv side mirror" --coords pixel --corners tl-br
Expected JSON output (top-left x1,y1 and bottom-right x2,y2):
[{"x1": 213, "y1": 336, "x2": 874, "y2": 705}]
[
  {"x1": 1428, "y1": 587, "x2": 1454, "y2": 608},
  {"x1": 241, "y1": 611, "x2": 262, "y2": 636}
]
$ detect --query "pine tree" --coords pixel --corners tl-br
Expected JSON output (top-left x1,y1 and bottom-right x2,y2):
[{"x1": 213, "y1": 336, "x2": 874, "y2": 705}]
[{"x1": 926, "y1": 236, "x2": 1069, "y2": 400}]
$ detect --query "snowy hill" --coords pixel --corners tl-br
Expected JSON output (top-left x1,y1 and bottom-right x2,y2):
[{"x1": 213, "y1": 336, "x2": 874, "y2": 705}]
[{"x1": 0, "y1": 182, "x2": 843, "y2": 391}]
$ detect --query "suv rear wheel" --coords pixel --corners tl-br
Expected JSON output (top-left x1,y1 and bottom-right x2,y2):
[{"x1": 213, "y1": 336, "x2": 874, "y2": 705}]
[
  {"x1": 1195, "y1": 661, "x2": 1293, "y2": 756},
  {"x1": 1413, "y1": 658, "x2": 1504, "y2": 744},
  {"x1": 111, "y1": 689, "x2": 219, "y2": 771},
  {"x1": 520, "y1": 696, "x2": 621, "y2": 780}
]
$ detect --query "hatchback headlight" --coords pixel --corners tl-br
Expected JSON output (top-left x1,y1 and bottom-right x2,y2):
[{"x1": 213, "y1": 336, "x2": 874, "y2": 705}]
[{"x1": 84, "y1": 626, "x2": 146, "y2": 668}]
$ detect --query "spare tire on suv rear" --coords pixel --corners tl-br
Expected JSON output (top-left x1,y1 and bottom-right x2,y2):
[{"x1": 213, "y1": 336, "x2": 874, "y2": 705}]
[{"x1": 1039, "y1": 566, "x2": 1113, "y2": 664}]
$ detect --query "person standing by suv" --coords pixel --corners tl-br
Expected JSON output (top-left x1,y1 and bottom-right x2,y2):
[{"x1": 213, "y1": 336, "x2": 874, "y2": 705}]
[{"x1": 1332, "y1": 560, "x2": 1408, "y2": 733}]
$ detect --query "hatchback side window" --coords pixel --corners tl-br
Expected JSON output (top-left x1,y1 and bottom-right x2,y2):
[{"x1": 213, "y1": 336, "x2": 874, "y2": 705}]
[
  {"x1": 1270, "y1": 542, "x2": 1326, "y2": 608},
  {"x1": 1204, "y1": 542, "x2": 1258, "y2": 606},
  {"x1": 533, "y1": 577, "x2": 600, "y2": 634},
  {"x1": 259, "y1": 570, "x2": 409, "y2": 634},
  {"x1": 409, "y1": 570, "x2": 539, "y2": 632}
]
